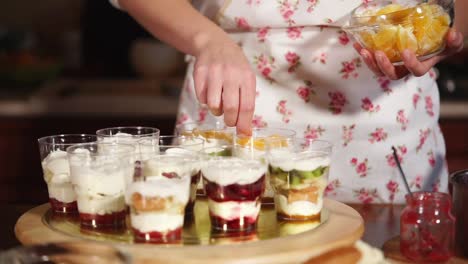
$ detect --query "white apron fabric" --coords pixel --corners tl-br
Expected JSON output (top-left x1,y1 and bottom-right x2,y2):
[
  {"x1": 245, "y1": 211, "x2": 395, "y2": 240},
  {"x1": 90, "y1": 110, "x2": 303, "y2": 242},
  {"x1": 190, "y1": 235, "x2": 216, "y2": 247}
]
[{"x1": 176, "y1": 0, "x2": 448, "y2": 203}]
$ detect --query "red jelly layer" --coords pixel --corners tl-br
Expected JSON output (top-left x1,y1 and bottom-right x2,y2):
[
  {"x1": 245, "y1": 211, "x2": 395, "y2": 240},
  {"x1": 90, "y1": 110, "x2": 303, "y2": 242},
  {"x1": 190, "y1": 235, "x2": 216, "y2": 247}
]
[
  {"x1": 210, "y1": 214, "x2": 257, "y2": 231},
  {"x1": 204, "y1": 175, "x2": 265, "y2": 202},
  {"x1": 133, "y1": 227, "x2": 182, "y2": 244},
  {"x1": 49, "y1": 198, "x2": 78, "y2": 214},
  {"x1": 79, "y1": 210, "x2": 127, "y2": 231}
]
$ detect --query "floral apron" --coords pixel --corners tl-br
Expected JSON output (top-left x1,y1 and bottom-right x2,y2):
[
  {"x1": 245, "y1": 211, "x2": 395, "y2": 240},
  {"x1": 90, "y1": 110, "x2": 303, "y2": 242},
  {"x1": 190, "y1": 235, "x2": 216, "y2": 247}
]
[{"x1": 176, "y1": 0, "x2": 448, "y2": 203}]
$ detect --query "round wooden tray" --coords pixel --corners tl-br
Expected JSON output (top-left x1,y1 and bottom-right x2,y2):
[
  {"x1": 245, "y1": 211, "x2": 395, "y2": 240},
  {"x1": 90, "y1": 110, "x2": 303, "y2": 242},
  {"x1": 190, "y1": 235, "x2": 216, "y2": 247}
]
[{"x1": 15, "y1": 199, "x2": 364, "y2": 264}]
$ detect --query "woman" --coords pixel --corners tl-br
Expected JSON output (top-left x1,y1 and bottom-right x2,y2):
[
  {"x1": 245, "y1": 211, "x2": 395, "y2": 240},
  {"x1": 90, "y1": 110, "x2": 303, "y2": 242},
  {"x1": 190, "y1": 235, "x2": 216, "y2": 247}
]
[{"x1": 113, "y1": 0, "x2": 466, "y2": 203}]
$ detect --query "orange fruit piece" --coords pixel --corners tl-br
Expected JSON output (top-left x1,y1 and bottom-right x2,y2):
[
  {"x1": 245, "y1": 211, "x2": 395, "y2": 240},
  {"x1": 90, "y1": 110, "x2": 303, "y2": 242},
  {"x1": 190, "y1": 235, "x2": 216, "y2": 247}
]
[
  {"x1": 236, "y1": 134, "x2": 287, "y2": 151},
  {"x1": 396, "y1": 25, "x2": 418, "y2": 53}
]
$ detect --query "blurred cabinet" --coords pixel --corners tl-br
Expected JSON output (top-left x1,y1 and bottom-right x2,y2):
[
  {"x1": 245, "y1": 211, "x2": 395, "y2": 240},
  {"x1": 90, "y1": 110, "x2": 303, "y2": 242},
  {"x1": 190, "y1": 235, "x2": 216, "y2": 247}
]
[{"x1": 440, "y1": 119, "x2": 468, "y2": 174}]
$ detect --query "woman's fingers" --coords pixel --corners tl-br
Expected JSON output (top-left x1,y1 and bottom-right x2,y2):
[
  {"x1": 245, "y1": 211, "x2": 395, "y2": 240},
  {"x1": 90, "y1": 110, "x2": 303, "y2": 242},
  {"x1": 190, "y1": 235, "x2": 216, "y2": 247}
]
[
  {"x1": 445, "y1": 29, "x2": 464, "y2": 53},
  {"x1": 206, "y1": 66, "x2": 223, "y2": 116},
  {"x1": 354, "y1": 43, "x2": 384, "y2": 77},
  {"x1": 402, "y1": 49, "x2": 438, "y2": 77},
  {"x1": 193, "y1": 65, "x2": 208, "y2": 104},
  {"x1": 236, "y1": 72, "x2": 256, "y2": 136},
  {"x1": 222, "y1": 79, "x2": 240, "y2": 127},
  {"x1": 375, "y1": 51, "x2": 409, "y2": 80}
]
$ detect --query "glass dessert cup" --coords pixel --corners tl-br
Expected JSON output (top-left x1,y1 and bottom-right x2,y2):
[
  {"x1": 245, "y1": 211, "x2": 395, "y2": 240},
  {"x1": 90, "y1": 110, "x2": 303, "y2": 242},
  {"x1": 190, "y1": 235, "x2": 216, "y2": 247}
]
[
  {"x1": 235, "y1": 128, "x2": 296, "y2": 202},
  {"x1": 343, "y1": 0, "x2": 454, "y2": 65},
  {"x1": 96, "y1": 126, "x2": 160, "y2": 153},
  {"x1": 266, "y1": 138, "x2": 332, "y2": 221},
  {"x1": 201, "y1": 156, "x2": 266, "y2": 232},
  {"x1": 128, "y1": 155, "x2": 191, "y2": 243},
  {"x1": 67, "y1": 142, "x2": 136, "y2": 232},
  {"x1": 38, "y1": 134, "x2": 97, "y2": 214},
  {"x1": 176, "y1": 121, "x2": 235, "y2": 148},
  {"x1": 400, "y1": 191, "x2": 455, "y2": 262},
  {"x1": 138, "y1": 136, "x2": 203, "y2": 215}
]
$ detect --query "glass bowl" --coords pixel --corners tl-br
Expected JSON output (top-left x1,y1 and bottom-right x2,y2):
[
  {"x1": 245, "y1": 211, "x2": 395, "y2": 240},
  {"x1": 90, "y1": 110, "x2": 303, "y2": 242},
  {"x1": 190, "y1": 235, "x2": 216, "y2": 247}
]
[{"x1": 343, "y1": 0, "x2": 454, "y2": 65}]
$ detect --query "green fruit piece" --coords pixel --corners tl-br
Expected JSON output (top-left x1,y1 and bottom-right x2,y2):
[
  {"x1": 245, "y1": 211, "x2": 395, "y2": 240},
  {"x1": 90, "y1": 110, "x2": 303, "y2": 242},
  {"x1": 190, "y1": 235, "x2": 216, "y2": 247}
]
[
  {"x1": 289, "y1": 170, "x2": 302, "y2": 186},
  {"x1": 298, "y1": 166, "x2": 329, "y2": 179},
  {"x1": 208, "y1": 148, "x2": 232, "y2": 157}
]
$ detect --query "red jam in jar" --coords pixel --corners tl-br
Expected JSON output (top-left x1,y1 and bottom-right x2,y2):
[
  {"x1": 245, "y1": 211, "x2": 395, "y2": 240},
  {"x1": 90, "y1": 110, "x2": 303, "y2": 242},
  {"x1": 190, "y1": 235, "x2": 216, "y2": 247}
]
[{"x1": 400, "y1": 191, "x2": 455, "y2": 262}]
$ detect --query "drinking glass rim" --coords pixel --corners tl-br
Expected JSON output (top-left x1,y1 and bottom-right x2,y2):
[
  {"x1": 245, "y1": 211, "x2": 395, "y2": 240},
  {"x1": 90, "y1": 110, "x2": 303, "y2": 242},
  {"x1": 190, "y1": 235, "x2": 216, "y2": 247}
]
[
  {"x1": 38, "y1": 134, "x2": 98, "y2": 146},
  {"x1": 236, "y1": 127, "x2": 297, "y2": 138},
  {"x1": 450, "y1": 169, "x2": 468, "y2": 187},
  {"x1": 66, "y1": 142, "x2": 136, "y2": 156},
  {"x1": 139, "y1": 135, "x2": 205, "y2": 147},
  {"x1": 265, "y1": 138, "x2": 333, "y2": 152},
  {"x1": 96, "y1": 126, "x2": 160, "y2": 137}
]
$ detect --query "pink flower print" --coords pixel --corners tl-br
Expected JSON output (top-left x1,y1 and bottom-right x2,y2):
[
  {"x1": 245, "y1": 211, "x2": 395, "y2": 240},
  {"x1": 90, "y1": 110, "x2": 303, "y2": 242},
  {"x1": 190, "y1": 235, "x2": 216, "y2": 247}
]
[
  {"x1": 176, "y1": 113, "x2": 189, "y2": 125},
  {"x1": 350, "y1": 158, "x2": 370, "y2": 177},
  {"x1": 361, "y1": 97, "x2": 381, "y2": 113},
  {"x1": 252, "y1": 115, "x2": 267, "y2": 128},
  {"x1": 198, "y1": 107, "x2": 208, "y2": 123},
  {"x1": 342, "y1": 124, "x2": 356, "y2": 147},
  {"x1": 353, "y1": 188, "x2": 379, "y2": 204},
  {"x1": 396, "y1": 109, "x2": 409, "y2": 131},
  {"x1": 386, "y1": 145, "x2": 407, "y2": 167},
  {"x1": 304, "y1": 125, "x2": 325, "y2": 140},
  {"x1": 378, "y1": 76, "x2": 392, "y2": 94},
  {"x1": 278, "y1": 0, "x2": 299, "y2": 25},
  {"x1": 338, "y1": 30, "x2": 350, "y2": 45},
  {"x1": 325, "y1": 179, "x2": 341, "y2": 196},
  {"x1": 307, "y1": 0, "x2": 319, "y2": 12},
  {"x1": 257, "y1": 26, "x2": 271, "y2": 42},
  {"x1": 312, "y1": 52, "x2": 327, "y2": 64},
  {"x1": 339, "y1": 58, "x2": 362, "y2": 79},
  {"x1": 286, "y1": 26, "x2": 303, "y2": 40},
  {"x1": 328, "y1": 91, "x2": 348, "y2": 114},
  {"x1": 427, "y1": 150, "x2": 436, "y2": 167},
  {"x1": 425, "y1": 96, "x2": 434, "y2": 117},
  {"x1": 276, "y1": 100, "x2": 293, "y2": 123},
  {"x1": 413, "y1": 93, "x2": 421, "y2": 109},
  {"x1": 416, "y1": 128, "x2": 431, "y2": 152},
  {"x1": 386, "y1": 180, "x2": 399, "y2": 202},
  {"x1": 411, "y1": 175, "x2": 423, "y2": 189},
  {"x1": 285, "y1": 51, "x2": 301, "y2": 73},
  {"x1": 254, "y1": 54, "x2": 276, "y2": 83},
  {"x1": 369, "y1": 128, "x2": 388, "y2": 143},
  {"x1": 296, "y1": 80, "x2": 315, "y2": 102},
  {"x1": 324, "y1": 18, "x2": 333, "y2": 24},
  {"x1": 234, "y1": 17, "x2": 251, "y2": 30}
]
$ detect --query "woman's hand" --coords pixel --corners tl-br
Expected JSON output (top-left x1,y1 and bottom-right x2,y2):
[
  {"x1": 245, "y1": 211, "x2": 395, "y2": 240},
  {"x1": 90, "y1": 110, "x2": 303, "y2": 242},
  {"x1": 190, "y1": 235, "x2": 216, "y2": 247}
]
[
  {"x1": 355, "y1": 29, "x2": 464, "y2": 80},
  {"x1": 193, "y1": 40, "x2": 256, "y2": 135}
]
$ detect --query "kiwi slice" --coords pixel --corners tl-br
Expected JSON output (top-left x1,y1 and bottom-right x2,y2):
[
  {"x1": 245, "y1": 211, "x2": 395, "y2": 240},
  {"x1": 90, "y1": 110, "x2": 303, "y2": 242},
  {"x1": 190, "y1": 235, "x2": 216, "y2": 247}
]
[
  {"x1": 298, "y1": 166, "x2": 328, "y2": 179},
  {"x1": 208, "y1": 148, "x2": 232, "y2": 157}
]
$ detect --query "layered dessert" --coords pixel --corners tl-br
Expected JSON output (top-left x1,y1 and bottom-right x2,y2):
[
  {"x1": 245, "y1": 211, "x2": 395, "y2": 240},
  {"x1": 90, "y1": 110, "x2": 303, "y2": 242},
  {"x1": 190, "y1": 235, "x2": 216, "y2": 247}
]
[
  {"x1": 181, "y1": 129, "x2": 233, "y2": 148},
  {"x1": 127, "y1": 175, "x2": 190, "y2": 243},
  {"x1": 141, "y1": 154, "x2": 197, "y2": 215},
  {"x1": 41, "y1": 150, "x2": 77, "y2": 213},
  {"x1": 235, "y1": 134, "x2": 289, "y2": 200},
  {"x1": 269, "y1": 149, "x2": 330, "y2": 221},
  {"x1": 201, "y1": 158, "x2": 266, "y2": 231},
  {"x1": 69, "y1": 149, "x2": 132, "y2": 231}
]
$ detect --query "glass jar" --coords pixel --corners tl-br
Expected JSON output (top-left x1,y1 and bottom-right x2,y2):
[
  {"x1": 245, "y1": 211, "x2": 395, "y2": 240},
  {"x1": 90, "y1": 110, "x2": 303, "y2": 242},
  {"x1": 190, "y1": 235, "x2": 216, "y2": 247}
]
[{"x1": 400, "y1": 191, "x2": 455, "y2": 262}]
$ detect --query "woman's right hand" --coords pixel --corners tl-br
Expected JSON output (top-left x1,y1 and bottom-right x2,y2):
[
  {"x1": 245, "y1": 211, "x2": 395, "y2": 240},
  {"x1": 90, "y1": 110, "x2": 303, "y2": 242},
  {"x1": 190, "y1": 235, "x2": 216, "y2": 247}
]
[{"x1": 193, "y1": 40, "x2": 256, "y2": 136}]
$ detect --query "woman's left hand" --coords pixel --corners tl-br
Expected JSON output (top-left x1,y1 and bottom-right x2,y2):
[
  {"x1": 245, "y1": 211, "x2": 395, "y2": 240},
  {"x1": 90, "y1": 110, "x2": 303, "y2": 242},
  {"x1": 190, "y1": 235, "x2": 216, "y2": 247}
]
[{"x1": 355, "y1": 29, "x2": 465, "y2": 80}]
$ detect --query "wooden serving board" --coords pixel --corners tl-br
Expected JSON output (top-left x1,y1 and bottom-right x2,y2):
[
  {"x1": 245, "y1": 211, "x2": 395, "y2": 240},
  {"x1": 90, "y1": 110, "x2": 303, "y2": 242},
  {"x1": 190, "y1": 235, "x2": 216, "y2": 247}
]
[{"x1": 15, "y1": 199, "x2": 364, "y2": 264}]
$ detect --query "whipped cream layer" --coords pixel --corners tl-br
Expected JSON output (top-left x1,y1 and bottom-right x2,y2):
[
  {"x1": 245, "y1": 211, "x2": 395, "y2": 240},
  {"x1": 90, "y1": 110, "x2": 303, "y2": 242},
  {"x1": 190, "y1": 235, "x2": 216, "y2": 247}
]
[
  {"x1": 48, "y1": 183, "x2": 76, "y2": 203},
  {"x1": 275, "y1": 195, "x2": 323, "y2": 216},
  {"x1": 77, "y1": 193, "x2": 126, "y2": 215},
  {"x1": 142, "y1": 155, "x2": 196, "y2": 178},
  {"x1": 208, "y1": 199, "x2": 260, "y2": 221},
  {"x1": 234, "y1": 146, "x2": 265, "y2": 160},
  {"x1": 130, "y1": 212, "x2": 184, "y2": 233},
  {"x1": 201, "y1": 158, "x2": 266, "y2": 186},
  {"x1": 42, "y1": 150, "x2": 76, "y2": 203},
  {"x1": 126, "y1": 176, "x2": 190, "y2": 205},
  {"x1": 268, "y1": 149, "x2": 331, "y2": 172}
]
